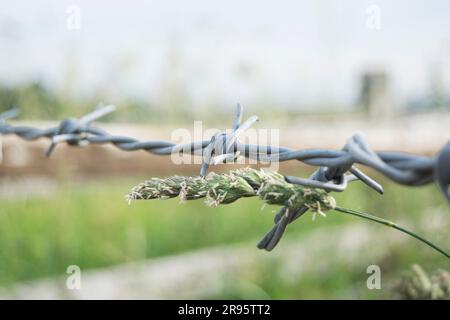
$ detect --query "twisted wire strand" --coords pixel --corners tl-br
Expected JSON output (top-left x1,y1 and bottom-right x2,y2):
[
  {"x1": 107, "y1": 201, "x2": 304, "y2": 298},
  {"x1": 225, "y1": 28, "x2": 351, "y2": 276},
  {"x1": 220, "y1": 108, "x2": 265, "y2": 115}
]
[
  {"x1": 1, "y1": 104, "x2": 449, "y2": 251},
  {"x1": 0, "y1": 105, "x2": 445, "y2": 190}
]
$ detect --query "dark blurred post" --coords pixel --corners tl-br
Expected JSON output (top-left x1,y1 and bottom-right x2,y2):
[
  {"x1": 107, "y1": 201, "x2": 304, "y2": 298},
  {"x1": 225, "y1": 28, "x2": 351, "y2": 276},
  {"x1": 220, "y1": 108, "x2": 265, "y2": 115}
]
[{"x1": 359, "y1": 71, "x2": 393, "y2": 119}]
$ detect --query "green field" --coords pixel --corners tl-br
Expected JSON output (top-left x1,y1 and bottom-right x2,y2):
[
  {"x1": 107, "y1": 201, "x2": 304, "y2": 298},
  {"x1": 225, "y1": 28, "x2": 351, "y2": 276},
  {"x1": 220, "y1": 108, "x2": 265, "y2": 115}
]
[{"x1": 0, "y1": 173, "x2": 448, "y2": 298}]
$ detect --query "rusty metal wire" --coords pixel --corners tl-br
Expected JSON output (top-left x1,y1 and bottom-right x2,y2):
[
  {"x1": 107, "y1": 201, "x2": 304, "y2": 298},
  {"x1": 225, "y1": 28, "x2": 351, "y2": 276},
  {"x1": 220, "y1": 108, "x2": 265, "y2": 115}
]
[{"x1": 1, "y1": 104, "x2": 449, "y2": 251}]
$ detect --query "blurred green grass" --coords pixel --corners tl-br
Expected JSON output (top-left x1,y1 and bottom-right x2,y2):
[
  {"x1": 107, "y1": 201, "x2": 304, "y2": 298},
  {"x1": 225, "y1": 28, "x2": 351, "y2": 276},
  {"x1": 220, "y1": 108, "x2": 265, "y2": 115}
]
[{"x1": 0, "y1": 174, "x2": 448, "y2": 298}]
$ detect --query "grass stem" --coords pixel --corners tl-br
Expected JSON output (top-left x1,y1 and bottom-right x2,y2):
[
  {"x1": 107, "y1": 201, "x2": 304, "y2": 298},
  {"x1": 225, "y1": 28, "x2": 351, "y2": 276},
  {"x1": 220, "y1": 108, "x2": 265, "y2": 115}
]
[{"x1": 334, "y1": 206, "x2": 449, "y2": 259}]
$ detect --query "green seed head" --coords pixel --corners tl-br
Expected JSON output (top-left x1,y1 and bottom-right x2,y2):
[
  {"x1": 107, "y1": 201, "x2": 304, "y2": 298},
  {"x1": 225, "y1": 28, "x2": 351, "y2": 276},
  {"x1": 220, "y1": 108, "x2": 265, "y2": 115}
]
[
  {"x1": 204, "y1": 172, "x2": 255, "y2": 206},
  {"x1": 128, "y1": 168, "x2": 336, "y2": 215}
]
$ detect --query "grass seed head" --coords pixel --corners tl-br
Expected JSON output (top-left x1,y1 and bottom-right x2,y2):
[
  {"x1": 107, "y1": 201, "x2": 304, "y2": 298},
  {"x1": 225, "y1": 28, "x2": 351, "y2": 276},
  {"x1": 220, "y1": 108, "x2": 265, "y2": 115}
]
[{"x1": 128, "y1": 168, "x2": 336, "y2": 217}]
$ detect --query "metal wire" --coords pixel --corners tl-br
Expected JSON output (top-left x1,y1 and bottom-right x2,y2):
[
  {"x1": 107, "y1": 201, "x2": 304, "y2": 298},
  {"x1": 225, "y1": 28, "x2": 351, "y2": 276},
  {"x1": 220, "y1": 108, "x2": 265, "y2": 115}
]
[{"x1": 1, "y1": 104, "x2": 449, "y2": 251}]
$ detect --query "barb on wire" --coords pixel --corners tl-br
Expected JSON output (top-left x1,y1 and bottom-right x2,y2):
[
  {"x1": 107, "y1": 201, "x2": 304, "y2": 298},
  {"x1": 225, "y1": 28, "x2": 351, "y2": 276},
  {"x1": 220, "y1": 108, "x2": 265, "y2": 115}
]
[
  {"x1": 200, "y1": 103, "x2": 259, "y2": 177},
  {"x1": 45, "y1": 103, "x2": 116, "y2": 157},
  {"x1": 0, "y1": 108, "x2": 19, "y2": 122},
  {"x1": 0, "y1": 103, "x2": 449, "y2": 251}
]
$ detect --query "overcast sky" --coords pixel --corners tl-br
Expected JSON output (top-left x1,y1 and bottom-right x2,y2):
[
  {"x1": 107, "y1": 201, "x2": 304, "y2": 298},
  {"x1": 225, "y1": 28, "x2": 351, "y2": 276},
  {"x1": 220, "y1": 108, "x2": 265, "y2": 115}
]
[{"x1": 1, "y1": 0, "x2": 450, "y2": 109}]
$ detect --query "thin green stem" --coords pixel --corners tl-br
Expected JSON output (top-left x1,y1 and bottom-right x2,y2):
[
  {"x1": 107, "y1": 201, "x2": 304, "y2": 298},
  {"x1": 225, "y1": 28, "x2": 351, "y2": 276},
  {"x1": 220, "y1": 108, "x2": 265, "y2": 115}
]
[{"x1": 334, "y1": 206, "x2": 450, "y2": 259}]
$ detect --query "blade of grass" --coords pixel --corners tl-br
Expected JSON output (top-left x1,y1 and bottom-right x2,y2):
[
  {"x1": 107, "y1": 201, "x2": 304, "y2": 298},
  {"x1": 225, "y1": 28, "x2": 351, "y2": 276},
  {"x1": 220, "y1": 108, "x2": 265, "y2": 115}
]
[{"x1": 334, "y1": 206, "x2": 449, "y2": 259}]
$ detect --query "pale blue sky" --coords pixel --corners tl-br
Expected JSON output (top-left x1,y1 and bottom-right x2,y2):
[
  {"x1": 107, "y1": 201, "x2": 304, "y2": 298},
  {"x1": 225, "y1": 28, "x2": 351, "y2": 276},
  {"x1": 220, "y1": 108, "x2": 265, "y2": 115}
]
[{"x1": 1, "y1": 0, "x2": 449, "y2": 109}]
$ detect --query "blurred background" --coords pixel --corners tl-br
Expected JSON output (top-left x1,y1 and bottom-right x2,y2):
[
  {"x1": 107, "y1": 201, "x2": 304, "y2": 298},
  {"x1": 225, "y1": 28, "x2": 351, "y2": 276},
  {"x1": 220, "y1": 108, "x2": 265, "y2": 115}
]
[{"x1": 0, "y1": 0, "x2": 449, "y2": 299}]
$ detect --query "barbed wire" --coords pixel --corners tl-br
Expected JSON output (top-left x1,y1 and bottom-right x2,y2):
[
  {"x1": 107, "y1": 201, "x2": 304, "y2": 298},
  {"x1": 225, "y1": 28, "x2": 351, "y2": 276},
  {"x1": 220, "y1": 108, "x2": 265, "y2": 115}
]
[{"x1": 1, "y1": 104, "x2": 449, "y2": 251}]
